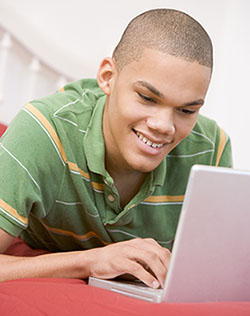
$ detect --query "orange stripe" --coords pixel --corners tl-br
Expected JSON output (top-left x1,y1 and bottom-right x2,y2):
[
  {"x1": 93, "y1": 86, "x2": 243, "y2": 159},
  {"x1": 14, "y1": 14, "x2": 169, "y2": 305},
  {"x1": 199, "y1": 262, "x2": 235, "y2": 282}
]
[
  {"x1": 91, "y1": 182, "x2": 105, "y2": 191},
  {"x1": 67, "y1": 161, "x2": 90, "y2": 180},
  {"x1": 216, "y1": 127, "x2": 227, "y2": 166},
  {"x1": 43, "y1": 224, "x2": 109, "y2": 245},
  {"x1": 25, "y1": 103, "x2": 67, "y2": 162},
  {"x1": 25, "y1": 103, "x2": 92, "y2": 180},
  {"x1": 128, "y1": 204, "x2": 136, "y2": 210},
  {"x1": 144, "y1": 195, "x2": 184, "y2": 203},
  {"x1": 59, "y1": 86, "x2": 64, "y2": 92},
  {"x1": 68, "y1": 162, "x2": 104, "y2": 190},
  {"x1": 0, "y1": 199, "x2": 28, "y2": 225}
]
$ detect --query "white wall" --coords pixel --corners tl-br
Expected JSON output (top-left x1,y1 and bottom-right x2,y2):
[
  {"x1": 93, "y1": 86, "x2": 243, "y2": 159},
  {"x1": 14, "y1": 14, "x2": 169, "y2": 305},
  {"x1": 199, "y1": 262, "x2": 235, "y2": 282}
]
[{"x1": 0, "y1": 0, "x2": 249, "y2": 169}]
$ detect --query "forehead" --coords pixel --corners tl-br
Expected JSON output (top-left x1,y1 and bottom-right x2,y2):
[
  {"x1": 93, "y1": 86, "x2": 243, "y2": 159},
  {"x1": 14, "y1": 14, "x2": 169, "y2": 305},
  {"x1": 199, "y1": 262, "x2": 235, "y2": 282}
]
[{"x1": 117, "y1": 49, "x2": 211, "y2": 103}]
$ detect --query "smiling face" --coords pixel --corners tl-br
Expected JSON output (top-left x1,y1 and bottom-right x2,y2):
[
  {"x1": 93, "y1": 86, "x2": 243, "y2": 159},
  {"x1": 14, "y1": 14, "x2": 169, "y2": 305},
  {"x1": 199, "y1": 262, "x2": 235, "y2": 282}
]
[{"x1": 98, "y1": 49, "x2": 211, "y2": 175}]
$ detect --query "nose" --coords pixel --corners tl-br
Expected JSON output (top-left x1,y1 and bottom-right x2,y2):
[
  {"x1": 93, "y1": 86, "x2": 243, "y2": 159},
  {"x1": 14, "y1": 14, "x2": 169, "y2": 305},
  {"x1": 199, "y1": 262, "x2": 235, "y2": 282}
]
[{"x1": 147, "y1": 108, "x2": 175, "y2": 135}]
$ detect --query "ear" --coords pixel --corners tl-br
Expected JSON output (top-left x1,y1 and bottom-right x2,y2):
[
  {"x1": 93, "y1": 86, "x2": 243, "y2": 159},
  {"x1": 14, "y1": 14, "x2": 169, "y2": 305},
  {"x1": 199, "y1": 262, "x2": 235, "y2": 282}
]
[{"x1": 97, "y1": 57, "x2": 117, "y2": 96}]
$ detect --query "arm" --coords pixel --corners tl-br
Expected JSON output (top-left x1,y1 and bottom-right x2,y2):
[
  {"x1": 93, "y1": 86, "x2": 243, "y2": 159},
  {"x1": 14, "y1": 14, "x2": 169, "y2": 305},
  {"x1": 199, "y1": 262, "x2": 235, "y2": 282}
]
[
  {"x1": 0, "y1": 228, "x2": 170, "y2": 288},
  {"x1": 0, "y1": 227, "x2": 92, "y2": 281}
]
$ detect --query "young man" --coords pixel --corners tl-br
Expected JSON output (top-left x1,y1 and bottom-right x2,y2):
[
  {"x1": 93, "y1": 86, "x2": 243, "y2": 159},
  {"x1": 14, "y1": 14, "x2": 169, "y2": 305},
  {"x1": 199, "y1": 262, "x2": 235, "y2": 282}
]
[{"x1": 0, "y1": 9, "x2": 232, "y2": 289}]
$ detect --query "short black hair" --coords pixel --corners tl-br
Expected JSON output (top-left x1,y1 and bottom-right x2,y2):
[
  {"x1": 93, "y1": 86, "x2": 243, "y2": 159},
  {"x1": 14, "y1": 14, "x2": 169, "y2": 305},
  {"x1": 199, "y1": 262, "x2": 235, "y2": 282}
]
[{"x1": 113, "y1": 9, "x2": 213, "y2": 71}]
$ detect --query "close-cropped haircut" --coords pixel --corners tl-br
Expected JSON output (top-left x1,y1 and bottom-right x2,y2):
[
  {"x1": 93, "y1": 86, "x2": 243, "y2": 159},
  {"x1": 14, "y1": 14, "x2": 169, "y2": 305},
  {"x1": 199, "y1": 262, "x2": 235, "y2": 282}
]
[{"x1": 113, "y1": 9, "x2": 213, "y2": 71}]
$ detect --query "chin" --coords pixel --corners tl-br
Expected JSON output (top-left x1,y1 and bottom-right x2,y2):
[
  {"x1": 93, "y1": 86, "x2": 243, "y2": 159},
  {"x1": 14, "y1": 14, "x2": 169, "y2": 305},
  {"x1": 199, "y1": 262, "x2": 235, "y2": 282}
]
[{"x1": 129, "y1": 160, "x2": 161, "y2": 174}]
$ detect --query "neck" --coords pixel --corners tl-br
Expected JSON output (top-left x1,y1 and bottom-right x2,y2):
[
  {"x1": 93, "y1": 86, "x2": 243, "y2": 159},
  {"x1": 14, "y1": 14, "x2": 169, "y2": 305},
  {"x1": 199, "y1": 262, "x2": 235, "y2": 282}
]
[
  {"x1": 105, "y1": 155, "x2": 148, "y2": 208},
  {"x1": 105, "y1": 148, "x2": 148, "y2": 178}
]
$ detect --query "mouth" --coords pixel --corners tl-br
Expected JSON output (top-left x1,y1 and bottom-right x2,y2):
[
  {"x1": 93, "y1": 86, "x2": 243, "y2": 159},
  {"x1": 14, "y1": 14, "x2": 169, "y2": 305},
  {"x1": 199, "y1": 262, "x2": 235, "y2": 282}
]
[{"x1": 133, "y1": 130, "x2": 165, "y2": 148}]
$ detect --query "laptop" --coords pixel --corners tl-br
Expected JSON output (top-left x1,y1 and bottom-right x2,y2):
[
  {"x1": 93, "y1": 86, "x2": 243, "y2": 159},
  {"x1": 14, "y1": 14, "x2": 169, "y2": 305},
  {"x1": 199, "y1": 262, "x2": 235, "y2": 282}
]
[{"x1": 89, "y1": 165, "x2": 250, "y2": 303}]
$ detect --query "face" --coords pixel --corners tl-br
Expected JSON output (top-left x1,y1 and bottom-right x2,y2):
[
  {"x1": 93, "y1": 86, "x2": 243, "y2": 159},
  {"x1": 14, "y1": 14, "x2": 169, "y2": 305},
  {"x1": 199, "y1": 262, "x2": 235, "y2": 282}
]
[{"x1": 98, "y1": 49, "x2": 211, "y2": 174}]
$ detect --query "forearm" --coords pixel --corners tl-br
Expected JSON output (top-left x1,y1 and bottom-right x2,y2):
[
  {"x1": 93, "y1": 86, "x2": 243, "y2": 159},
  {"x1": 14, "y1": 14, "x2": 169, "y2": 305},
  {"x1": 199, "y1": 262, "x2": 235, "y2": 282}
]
[
  {"x1": 0, "y1": 249, "x2": 96, "y2": 282},
  {"x1": 0, "y1": 238, "x2": 171, "y2": 288}
]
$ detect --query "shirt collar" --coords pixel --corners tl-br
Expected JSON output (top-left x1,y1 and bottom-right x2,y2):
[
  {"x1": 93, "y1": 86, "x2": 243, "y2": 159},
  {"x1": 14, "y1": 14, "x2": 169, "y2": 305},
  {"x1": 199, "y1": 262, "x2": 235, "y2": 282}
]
[
  {"x1": 152, "y1": 158, "x2": 166, "y2": 187},
  {"x1": 84, "y1": 95, "x2": 107, "y2": 176}
]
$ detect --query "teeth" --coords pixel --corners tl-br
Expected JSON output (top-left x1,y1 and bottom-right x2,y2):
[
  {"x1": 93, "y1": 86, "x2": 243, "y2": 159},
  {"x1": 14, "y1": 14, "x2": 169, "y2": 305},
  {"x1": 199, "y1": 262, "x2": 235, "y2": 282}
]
[{"x1": 136, "y1": 131, "x2": 164, "y2": 148}]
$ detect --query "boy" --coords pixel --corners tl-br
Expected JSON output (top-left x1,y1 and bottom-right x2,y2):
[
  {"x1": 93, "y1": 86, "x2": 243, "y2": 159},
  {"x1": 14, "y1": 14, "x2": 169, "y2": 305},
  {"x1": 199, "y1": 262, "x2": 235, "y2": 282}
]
[{"x1": 0, "y1": 9, "x2": 232, "y2": 288}]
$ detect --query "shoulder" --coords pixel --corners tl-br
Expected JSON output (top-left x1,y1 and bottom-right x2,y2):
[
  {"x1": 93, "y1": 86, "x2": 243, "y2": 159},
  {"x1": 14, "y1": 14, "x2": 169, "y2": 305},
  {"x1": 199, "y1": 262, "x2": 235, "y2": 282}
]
[
  {"x1": 193, "y1": 114, "x2": 227, "y2": 141},
  {"x1": 1, "y1": 79, "x2": 105, "y2": 171},
  {"x1": 26, "y1": 79, "x2": 104, "y2": 119},
  {"x1": 167, "y1": 114, "x2": 232, "y2": 167},
  {"x1": 182, "y1": 114, "x2": 229, "y2": 150},
  {"x1": 21, "y1": 79, "x2": 105, "y2": 142}
]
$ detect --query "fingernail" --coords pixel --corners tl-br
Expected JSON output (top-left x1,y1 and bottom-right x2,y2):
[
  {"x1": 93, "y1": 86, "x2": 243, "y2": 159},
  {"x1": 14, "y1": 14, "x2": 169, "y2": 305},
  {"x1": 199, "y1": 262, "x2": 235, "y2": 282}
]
[{"x1": 152, "y1": 281, "x2": 159, "y2": 289}]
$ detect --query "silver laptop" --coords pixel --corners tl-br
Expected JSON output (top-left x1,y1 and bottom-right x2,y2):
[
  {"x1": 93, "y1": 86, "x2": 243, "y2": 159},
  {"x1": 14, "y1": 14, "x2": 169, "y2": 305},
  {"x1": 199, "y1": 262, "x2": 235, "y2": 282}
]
[{"x1": 89, "y1": 165, "x2": 250, "y2": 303}]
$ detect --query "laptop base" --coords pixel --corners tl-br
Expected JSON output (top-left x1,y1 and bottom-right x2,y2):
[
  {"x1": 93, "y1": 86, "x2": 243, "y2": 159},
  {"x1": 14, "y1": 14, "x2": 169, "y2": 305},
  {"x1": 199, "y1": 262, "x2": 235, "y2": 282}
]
[{"x1": 88, "y1": 277, "x2": 163, "y2": 302}]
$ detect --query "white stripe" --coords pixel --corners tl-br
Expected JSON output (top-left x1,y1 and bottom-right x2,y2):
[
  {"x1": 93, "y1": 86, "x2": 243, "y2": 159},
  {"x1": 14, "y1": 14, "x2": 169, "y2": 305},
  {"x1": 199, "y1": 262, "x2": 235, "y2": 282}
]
[
  {"x1": 78, "y1": 129, "x2": 87, "y2": 133},
  {"x1": 23, "y1": 108, "x2": 65, "y2": 166},
  {"x1": 92, "y1": 188, "x2": 104, "y2": 194},
  {"x1": 55, "y1": 200, "x2": 83, "y2": 206},
  {"x1": 55, "y1": 200, "x2": 99, "y2": 218},
  {"x1": 69, "y1": 169, "x2": 90, "y2": 181},
  {"x1": 191, "y1": 130, "x2": 215, "y2": 147},
  {"x1": 0, "y1": 143, "x2": 41, "y2": 191},
  {"x1": 140, "y1": 201, "x2": 183, "y2": 206},
  {"x1": 157, "y1": 239, "x2": 174, "y2": 246},
  {"x1": 53, "y1": 89, "x2": 94, "y2": 128},
  {"x1": 53, "y1": 98, "x2": 80, "y2": 117},
  {"x1": 107, "y1": 229, "x2": 173, "y2": 245},
  {"x1": 107, "y1": 229, "x2": 142, "y2": 239},
  {"x1": 0, "y1": 206, "x2": 28, "y2": 228},
  {"x1": 167, "y1": 149, "x2": 214, "y2": 158},
  {"x1": 55, "y1": 117, "x2": 79, "y2": 127},
  {"x1": 53, "y1": 98, "x2": 80, "y2": 127}
]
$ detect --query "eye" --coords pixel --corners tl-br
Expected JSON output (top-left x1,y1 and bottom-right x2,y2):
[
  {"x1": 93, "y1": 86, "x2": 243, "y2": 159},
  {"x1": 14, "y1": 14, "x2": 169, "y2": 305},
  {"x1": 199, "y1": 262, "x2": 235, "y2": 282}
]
[
  {"x1": 177, "y1": 108, "x2": 196, "y2": 115},
  {"x1": 137, "y1": 92, "x2": 156, "y2": 103}
]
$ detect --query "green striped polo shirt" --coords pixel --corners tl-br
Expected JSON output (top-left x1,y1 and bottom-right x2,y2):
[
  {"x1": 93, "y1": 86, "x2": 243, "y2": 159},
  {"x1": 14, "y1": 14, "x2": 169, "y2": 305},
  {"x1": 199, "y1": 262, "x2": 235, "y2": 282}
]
[{"x1": 0, "y1": 79, "x2": 232, "y2": 251}]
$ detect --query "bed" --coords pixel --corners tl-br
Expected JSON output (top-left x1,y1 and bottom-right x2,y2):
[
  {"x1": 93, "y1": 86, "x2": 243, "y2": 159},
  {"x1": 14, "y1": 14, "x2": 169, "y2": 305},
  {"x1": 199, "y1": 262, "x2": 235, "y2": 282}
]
[{"x1": 0, "y1": 123, "x2": 7, "y2": 136}]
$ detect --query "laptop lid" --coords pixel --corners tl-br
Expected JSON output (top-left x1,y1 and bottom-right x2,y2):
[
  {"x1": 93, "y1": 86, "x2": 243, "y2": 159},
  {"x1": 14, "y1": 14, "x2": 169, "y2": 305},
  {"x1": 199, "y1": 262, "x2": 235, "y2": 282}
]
[{"x1": 163, "y1": 165, "x2": 250, "y2": 302}]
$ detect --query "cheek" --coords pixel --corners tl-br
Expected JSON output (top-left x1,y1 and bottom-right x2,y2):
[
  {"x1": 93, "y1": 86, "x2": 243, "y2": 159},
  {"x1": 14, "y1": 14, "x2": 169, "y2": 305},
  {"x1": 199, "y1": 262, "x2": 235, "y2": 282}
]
[
  {"x1": 107, "y1": 99, "x2": 134, "y2": 136},
  {"x1": 115, "y1": 99, "x2": 141, "y2": 126}
]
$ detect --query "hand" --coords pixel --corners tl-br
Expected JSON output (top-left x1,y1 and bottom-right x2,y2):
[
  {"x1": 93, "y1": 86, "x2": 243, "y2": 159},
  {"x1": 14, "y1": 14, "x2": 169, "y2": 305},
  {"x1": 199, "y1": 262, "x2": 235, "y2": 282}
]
[{"x1": 88, "y1": 238, "x2": 171, "y2": 288}]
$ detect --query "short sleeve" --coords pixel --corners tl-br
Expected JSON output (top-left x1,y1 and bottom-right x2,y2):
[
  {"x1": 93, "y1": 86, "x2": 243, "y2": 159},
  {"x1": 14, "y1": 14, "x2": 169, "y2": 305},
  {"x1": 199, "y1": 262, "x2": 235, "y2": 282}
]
[
  {"x1": 217, "y1": 137, "x2": 233, "y2": 168},
  {"x1": 215, "y1": 127, "x2": 233, "y2": 168},
  {"x1": 0, "y1": 104, "x2": 65, "y2": 237}
]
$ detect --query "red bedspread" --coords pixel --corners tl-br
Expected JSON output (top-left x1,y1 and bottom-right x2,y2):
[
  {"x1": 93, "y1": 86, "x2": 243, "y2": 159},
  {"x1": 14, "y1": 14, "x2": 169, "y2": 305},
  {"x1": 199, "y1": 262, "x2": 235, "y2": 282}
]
[
  {"x1": 0, "y1": 122, "x2": 7, "y2": 137},
  {"x1": 1, "y1": 238, "x2": 250, "y2": 316}
]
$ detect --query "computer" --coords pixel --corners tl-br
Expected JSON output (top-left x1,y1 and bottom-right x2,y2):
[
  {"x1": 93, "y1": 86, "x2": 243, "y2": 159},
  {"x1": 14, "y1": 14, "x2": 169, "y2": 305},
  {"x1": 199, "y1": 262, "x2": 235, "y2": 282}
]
[{"x1": 89, "y1": 165, "x2": 250, "y2": 302}]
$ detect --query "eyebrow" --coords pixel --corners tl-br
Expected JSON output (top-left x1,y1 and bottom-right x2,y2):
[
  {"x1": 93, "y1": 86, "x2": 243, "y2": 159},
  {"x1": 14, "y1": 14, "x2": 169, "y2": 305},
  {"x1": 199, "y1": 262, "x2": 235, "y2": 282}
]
[
  {"x1": 136, "y1": 80, "x2": 164, "y2": 99},
  {"x1": 135, "y1": 80, "x2": 204, "y2": 106}
]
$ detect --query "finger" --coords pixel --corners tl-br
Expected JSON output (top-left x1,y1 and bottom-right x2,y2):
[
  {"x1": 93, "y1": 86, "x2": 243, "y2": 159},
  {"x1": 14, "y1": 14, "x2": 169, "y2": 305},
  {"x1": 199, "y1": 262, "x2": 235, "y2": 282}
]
[
  {"x1": 124, "y1": 260, "x2": 161, "y2": 289},
  {"x1": 127, "y1": 247, "x2": 167, "y2": 288},
  {"x1": 128, "y1": 238, "x2": 171, "y2": 284},
  {"x1": 100, "y1": 246, "x2": 165, "y2": 288},
  {"x1": 142, "y1": 238, "x2": 171, "y2": 268},
  {"x1": 139, "y1": 253, "x2": 167, "y2": 288}
]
